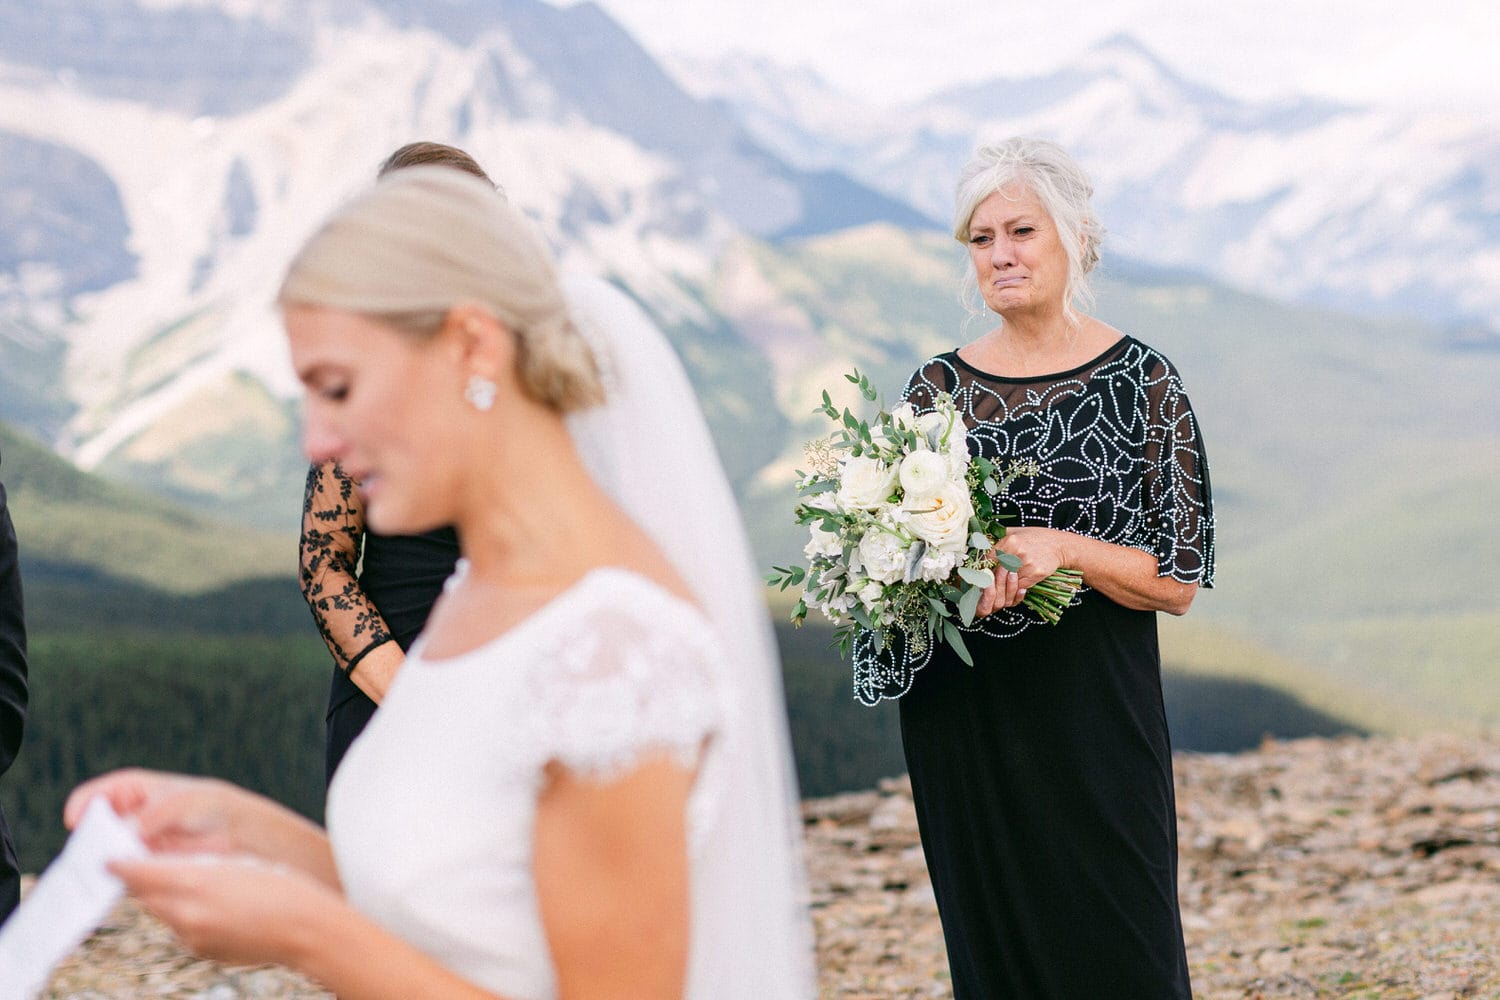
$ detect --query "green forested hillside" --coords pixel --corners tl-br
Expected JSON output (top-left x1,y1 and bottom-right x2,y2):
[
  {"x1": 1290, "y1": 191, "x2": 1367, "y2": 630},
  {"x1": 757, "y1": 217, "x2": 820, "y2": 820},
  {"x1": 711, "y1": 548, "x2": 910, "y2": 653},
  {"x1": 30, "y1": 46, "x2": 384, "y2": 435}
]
[{"x1": 1, "y1": 421, "x2": 294, "y2": 593}]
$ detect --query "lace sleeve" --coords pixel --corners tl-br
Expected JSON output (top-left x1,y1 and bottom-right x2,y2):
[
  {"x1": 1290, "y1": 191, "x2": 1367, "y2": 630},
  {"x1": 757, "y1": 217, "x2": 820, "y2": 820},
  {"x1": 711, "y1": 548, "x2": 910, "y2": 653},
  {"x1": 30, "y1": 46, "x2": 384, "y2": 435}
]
[
  {"x1": 298, "y1": 461, "x2": 395, "y2": 672},
  {"x1": 522, "y1": 603, "x2": 723, "y2": 785},
  {"x1": 1136, "y1": 356, "x2": 1215, "y2": 587}
]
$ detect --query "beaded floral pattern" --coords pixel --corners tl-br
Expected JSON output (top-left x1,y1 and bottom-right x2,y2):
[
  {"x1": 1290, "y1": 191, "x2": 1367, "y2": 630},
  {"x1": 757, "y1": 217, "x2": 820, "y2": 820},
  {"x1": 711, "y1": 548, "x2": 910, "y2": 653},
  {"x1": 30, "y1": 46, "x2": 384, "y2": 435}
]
[{"x1": 853, "y1": 337, "x2": 1215, "y2": 705}]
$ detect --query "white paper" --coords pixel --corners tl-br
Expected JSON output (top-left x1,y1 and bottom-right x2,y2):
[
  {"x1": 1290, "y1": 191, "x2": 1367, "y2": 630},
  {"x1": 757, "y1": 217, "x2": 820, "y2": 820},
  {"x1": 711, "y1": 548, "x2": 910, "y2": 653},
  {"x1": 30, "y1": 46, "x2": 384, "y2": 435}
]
[{"x1": 0, "y1": 798, "x2": 149, "y2": 1000}]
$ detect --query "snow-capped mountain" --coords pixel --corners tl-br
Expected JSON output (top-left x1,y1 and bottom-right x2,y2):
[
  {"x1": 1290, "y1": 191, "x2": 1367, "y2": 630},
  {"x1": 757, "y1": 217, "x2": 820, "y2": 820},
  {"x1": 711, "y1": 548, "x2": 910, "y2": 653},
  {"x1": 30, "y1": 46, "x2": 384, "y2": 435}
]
[
  {"x1": 670, "y1": 34, "x2": 1500, "y2": 329},
  {"x1": 0, "y1": 0, "x2": 926, "y2": 515}
]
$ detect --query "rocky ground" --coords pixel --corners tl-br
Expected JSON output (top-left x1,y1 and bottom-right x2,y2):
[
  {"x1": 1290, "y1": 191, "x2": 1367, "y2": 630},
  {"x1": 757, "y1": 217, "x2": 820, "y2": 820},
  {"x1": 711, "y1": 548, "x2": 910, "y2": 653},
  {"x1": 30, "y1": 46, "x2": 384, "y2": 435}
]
[{"x1": 37, "y1": 734, "x2": 1500, "y2": 999}]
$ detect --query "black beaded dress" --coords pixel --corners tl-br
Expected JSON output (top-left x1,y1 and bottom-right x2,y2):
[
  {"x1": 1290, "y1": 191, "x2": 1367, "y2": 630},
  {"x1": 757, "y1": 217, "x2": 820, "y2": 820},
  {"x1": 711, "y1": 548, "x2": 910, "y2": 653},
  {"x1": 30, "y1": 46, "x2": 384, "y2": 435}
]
[
  {"x1": 299, "y1": 463, "x2": 459, "y2": 784},
  {"x1": 869, "y1": 337, "x2": 1214, "y2": 999}
]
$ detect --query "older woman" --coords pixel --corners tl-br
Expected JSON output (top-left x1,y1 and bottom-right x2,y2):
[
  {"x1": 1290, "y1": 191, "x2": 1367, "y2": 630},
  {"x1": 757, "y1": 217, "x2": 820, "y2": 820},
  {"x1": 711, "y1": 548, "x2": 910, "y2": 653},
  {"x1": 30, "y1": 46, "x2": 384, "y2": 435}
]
[
  {"x1": 882, "y1": 139, "x2": 1214, "y2": 998},
  {"x1": 67, "y1": 168, "x2": 812, "y2": 999}
]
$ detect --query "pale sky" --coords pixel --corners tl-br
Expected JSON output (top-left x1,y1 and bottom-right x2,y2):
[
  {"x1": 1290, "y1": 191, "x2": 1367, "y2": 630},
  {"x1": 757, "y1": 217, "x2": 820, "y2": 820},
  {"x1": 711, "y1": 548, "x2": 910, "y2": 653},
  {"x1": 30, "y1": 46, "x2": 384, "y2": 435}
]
[{"x1": 577, "y1": 0, "x2": 1500, "y2": 116}]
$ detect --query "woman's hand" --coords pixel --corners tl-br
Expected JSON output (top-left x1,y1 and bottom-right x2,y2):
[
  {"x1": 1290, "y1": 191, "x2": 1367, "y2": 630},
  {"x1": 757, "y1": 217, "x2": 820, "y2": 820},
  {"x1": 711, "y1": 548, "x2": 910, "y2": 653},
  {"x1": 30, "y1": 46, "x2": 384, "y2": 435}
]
[
  {"x1": 108, "y1": 853, "x2": 340, "y2": 969},
  {"x1": 65, "y1": 769, "x2": 342, "y2": 888},
  {"x1": 65, "y1": 769, "x2": 250, "y2": 855},
  {"x1": 976, "y1": 528, "x2": 1199, "y2": 618},
  {"x1": 975, "y1": 527, "x2": 1074, "y2": 618}
]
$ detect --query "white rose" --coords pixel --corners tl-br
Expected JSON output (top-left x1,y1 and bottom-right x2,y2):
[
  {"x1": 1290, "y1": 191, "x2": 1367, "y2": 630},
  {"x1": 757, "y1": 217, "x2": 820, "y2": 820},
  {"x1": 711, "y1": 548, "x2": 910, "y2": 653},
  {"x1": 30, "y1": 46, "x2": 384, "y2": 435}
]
[
  {"x1": 904, "y1": 482, "x2": 974, "y2": 552},
  {"x1": 898, "y1": 449, "x2": 951, "y2": 500},
  {"x1": 857, "y1": 530, "x2": 910, "y2": 585},
  {"x1": 917, "y1": 547, "x2": 963, "y2": 582},
  {"x1": 803, "y1": 524, "x2": 843, "y2": 559},
  {"x1": 837, "y1": 456, "x2": 899, "y2": 510}
]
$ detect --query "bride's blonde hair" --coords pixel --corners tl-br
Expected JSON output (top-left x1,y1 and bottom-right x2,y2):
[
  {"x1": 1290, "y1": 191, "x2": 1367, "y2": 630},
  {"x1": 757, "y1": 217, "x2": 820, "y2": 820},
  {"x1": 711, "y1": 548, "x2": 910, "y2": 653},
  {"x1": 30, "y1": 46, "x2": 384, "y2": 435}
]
[{"x1": 279, "y1": 166, "x2": 603, "y2": 411}]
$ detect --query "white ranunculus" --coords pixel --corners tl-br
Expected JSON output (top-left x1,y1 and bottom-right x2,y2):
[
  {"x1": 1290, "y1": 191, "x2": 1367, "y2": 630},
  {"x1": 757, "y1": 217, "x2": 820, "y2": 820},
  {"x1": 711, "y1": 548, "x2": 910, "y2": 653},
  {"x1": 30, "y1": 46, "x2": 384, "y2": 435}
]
[
  {"x1": 837, "y1": 456, "x2": 899, "y2": 510},
  {"x1": 857, "y1": 530, "x2": 910, "y2": 585},
  {"x1": 918, "y1": 547, "x2": 963, "y2": 582},
  {"x1": 898, "y1": 449, "x2": 951, "y2": 500},
  {"x1": 803, "y1": 524, "x2": 843, "y2": 559},
  {"x1": 905, "y1": 482, "x2": 974, "y2": 552}
]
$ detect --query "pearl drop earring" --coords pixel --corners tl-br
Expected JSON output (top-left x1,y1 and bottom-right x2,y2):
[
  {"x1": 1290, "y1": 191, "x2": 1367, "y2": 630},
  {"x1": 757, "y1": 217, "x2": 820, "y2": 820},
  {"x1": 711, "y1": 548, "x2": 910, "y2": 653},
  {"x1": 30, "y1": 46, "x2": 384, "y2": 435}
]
[{"x1": 464, "y1": 375, "x2": 497, "y2": 412}]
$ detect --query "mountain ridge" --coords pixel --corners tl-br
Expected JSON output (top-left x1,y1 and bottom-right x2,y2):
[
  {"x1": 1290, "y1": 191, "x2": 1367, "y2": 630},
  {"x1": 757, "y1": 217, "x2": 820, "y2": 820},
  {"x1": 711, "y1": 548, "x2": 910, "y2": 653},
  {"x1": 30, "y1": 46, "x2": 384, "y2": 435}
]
[{"x1": 669, "y1": 32, "x2": 1500, "y2": 330}]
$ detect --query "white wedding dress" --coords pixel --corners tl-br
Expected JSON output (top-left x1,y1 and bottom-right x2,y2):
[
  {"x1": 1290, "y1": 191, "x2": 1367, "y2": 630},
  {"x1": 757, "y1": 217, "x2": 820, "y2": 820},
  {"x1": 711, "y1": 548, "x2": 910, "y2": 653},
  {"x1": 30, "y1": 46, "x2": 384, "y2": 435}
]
[
  {"x1": 327, "y1": 274, "x2": 814, "y2": 999},
  {"x1": 328, "y1": 568, "x2": 728, "y2": 999}
]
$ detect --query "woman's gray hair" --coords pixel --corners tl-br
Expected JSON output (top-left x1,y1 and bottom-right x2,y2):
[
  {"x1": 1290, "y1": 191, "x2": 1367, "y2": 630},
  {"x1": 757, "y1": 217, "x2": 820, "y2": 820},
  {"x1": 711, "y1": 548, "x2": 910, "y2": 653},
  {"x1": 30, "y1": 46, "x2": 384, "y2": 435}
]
[
  {"x1": 278, "y1": 166, "x2": 603, "y2": 411},
  {"x1": 952, "y1": 138, "x2": 1104, "y2": 323}
]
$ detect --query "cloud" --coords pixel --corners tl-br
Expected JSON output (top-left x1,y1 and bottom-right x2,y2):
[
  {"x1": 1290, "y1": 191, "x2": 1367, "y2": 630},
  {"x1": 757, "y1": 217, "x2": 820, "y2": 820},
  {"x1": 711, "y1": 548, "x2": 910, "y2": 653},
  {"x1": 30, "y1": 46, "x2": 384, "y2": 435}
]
[{"x1": 582, "y1": 0, "x2": 1499, "y2": 114}]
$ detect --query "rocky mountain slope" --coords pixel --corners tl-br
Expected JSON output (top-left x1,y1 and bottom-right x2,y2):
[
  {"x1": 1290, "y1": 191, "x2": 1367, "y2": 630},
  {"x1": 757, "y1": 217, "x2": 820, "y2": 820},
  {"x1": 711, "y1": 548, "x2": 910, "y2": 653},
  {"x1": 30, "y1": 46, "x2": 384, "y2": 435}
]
[
  {"x1": 0, "y1": 0, "x2": 925, "y2": 521},
  {"x1": 671, "y1": 35, "x2": 1500, "y2": 331},
  {"x1": 37, "y1": 734, "x2": 1500, "y2": 999}
]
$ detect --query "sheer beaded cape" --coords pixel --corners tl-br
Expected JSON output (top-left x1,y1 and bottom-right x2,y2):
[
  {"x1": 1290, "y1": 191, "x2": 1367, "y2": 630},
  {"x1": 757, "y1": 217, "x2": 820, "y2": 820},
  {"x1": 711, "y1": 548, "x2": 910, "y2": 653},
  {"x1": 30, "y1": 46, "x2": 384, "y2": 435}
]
[{"x1": 853, "y1": 336, "x2": 1215, "y2": 705}]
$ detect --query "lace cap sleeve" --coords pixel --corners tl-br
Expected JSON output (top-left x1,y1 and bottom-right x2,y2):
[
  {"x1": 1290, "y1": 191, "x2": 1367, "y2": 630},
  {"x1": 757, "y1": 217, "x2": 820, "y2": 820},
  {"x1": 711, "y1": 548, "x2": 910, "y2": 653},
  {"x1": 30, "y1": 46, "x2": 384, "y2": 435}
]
[
  {"x1": 522, "y1": 596, "x2": 723, "y2": 784},
  {"x1": 1137, "y1": 354, "x2": 1215, "y2": 587}
]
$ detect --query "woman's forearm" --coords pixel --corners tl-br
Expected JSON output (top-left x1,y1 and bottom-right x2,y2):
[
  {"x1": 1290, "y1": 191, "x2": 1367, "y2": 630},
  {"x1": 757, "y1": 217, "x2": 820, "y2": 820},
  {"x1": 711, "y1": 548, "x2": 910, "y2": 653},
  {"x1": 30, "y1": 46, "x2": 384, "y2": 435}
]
[
  {"x1": 1058, "y1": 533, "x2": 1197, "y2": 615},
  {"x1": 288, "y1": 905, "x2": 500, "y2": 1000},
  {"x1": 346, "y1": 640, "x2": 404, "y2": 705},
  {"x1": 255, "y1": 805, "x2": 342, "y2": 890},
  {"x1": 222, "y1": 784, "x2": 342, "y2": 889}
]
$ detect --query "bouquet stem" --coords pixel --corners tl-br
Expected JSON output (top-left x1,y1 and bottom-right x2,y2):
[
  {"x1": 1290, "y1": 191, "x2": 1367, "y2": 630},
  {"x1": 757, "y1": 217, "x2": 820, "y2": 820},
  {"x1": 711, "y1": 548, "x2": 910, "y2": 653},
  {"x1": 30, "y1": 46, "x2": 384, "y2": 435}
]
[{"x1": 1022, "y1": 569, "x2": 1084, "y2": 625}]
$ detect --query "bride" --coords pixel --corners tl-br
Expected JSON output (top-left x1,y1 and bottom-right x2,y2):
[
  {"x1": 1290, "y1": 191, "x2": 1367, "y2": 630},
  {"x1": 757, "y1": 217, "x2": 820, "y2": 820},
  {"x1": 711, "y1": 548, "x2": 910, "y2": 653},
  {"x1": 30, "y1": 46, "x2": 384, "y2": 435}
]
[{"x1": 65, "y1": 166, "x2": 814, "y2": 999}]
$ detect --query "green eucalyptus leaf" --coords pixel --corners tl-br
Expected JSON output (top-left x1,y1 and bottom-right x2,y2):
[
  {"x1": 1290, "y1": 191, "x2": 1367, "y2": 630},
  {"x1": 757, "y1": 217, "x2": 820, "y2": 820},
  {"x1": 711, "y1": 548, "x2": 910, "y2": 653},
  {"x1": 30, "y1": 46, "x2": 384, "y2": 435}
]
[
  {"x1": 996, "y1": 551, "x2": 1022, "y2": 572},
  {"x1": 941, "y1": 620, "x2": 974, "y2": 666},
  {"x1": 957, "y1": 566, "x2": 995, "y2": 589},
  {"x1": 958, "y1": 584, "x2": 982, "y2": 626}
]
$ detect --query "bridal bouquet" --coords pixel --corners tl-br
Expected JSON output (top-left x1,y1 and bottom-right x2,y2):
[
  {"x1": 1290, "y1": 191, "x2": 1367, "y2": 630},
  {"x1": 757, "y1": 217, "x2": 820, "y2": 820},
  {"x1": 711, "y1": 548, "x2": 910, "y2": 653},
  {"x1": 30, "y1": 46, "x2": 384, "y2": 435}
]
[{"x1": 767, "y1": 370, "x2": 1082, "y2": 665}]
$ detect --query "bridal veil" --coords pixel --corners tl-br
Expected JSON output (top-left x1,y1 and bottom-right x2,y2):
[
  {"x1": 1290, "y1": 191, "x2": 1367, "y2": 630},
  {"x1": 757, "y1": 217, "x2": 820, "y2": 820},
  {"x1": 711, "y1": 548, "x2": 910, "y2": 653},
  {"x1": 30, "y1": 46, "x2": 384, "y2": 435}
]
[{"x1": 562, "y1": 272, "x2": 815, "y2": 997}]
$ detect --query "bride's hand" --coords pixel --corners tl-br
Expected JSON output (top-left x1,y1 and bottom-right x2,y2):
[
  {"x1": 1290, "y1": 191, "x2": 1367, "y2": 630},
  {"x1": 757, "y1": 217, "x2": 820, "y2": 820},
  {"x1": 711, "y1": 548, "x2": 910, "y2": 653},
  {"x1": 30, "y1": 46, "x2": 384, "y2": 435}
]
[
  {"x1": 65, "y1": 769, "x2": 262, "y2": 857},
  {"x1": 109, "y1": 853, "x2": 341, "y2": 968}
]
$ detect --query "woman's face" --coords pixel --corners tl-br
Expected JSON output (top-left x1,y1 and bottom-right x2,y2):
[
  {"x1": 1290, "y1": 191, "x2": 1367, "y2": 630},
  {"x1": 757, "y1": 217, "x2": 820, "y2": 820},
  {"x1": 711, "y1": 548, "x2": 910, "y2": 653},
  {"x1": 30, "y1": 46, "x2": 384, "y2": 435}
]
[
  {"x1": 966, "y1": 184, "x2": 1071, "y2": 319},
  {"x1": 287, "y1": 305, "x2": 462, "y2": 535}
]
